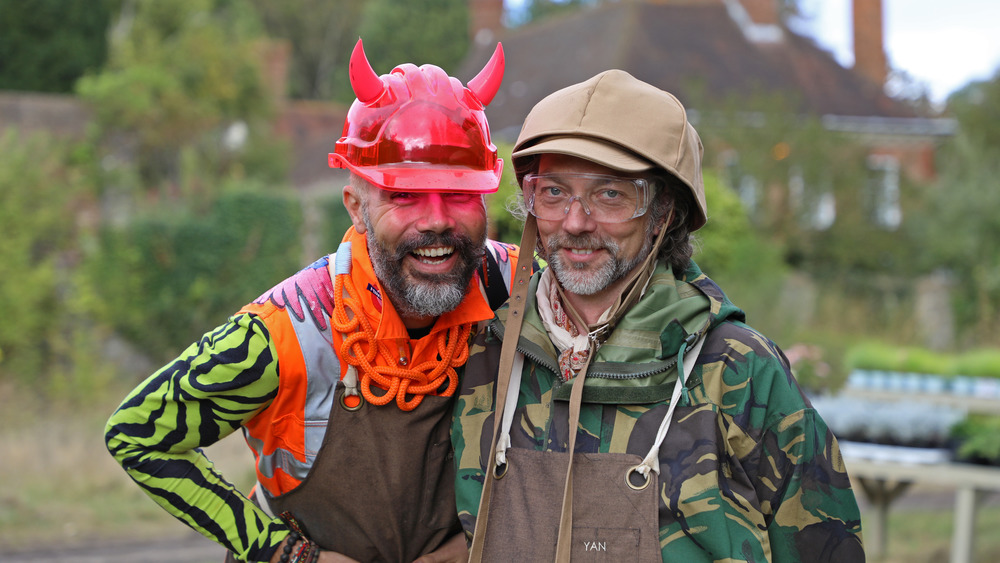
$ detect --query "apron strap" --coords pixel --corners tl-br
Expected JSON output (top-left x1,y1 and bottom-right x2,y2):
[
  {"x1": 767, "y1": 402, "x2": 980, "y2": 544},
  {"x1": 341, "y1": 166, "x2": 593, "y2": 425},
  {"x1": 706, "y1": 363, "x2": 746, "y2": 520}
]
[
  {"x1": 469, "y1": 216, "x2": 537, "y2": 563},
  {"x1": 553, "y1": 351, "x2": 593, "y2": 561},
  {"x1": 634, "y1": 332, "x2": 707, "y2": 480},
  {"x1": 495, "y1": 352, "x2": 524, "y2": 466},
  {"x1": 555, "y1": 332, "x2": 706, "y2": 559}
]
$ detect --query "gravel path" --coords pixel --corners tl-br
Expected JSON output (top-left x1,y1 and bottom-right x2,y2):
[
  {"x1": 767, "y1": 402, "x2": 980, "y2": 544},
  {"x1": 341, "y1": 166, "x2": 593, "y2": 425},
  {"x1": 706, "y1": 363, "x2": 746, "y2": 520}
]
[{"x1": 4, "y1": 530, "x2": 225, "y2": 563}]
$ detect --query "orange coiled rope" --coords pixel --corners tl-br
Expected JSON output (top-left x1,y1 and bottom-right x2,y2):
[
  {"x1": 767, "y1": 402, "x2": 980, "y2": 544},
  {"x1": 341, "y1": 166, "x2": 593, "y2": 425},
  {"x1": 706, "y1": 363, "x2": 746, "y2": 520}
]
[{"x1": 330, "y1": 272, "x2": 471, "y2": 411}]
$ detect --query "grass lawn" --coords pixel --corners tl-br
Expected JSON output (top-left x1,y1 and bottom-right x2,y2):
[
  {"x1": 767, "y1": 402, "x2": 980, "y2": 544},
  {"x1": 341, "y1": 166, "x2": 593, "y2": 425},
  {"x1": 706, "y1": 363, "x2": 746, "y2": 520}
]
[
  {"x1": 860, "y1": 494, "x2": 1000, "y2": 562},
  {"x1": 0, "y1": 382, "x2": 254, "y2": 551},
  {"x1": 3, "y1": 383, "x2": 1000, "y2": 561}
]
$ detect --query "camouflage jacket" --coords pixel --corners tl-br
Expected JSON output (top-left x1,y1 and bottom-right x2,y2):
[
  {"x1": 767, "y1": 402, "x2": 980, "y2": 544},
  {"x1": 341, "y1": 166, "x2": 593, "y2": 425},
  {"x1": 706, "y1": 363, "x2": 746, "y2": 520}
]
[{"x1": 452, "y1": 260, "x2": 864, "y2": 562}]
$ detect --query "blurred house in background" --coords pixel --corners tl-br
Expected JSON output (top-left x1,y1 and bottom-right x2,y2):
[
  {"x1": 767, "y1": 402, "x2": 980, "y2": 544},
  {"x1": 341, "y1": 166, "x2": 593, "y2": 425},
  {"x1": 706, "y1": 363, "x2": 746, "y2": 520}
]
[{"x1": 461, "y1": 0, "x2": 955, "y2": 230}]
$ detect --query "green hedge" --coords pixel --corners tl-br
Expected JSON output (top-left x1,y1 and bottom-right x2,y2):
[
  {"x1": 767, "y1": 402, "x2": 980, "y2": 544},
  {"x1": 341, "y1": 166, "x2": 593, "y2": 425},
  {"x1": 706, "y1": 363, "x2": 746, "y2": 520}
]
[
  {"x1": 0, "y1": 131, "x2": 86, "y2": 379},
  {"x1": 845, "y1": 342, "x2": 1000, "y2": 378},
  {"x1": 89, "y1": 190, "x2": 303, "y2": 363}
]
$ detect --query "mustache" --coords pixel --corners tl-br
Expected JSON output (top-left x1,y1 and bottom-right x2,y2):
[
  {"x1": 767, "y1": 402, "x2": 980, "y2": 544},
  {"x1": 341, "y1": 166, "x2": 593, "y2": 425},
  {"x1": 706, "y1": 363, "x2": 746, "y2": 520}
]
[{"x1": 546, "y1": 233, "x2": 620, "y2": 253}]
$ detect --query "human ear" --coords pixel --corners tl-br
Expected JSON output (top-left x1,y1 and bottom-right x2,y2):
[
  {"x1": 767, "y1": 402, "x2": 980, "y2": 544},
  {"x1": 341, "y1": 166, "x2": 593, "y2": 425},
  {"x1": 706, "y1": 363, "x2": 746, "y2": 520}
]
[
  {"x1": 342, "y1": 184, "x2": 367, "y2": 234},
  {"x1": 653, "y1": 204, "x2": 674, "y2": 236}
]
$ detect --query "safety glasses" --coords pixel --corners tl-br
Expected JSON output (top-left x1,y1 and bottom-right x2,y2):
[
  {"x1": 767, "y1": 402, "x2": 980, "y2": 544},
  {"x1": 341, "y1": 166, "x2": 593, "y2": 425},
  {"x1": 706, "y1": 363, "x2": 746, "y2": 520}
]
[{"x1": 523, "y1": 173, "x2": 651, "y2": 223}]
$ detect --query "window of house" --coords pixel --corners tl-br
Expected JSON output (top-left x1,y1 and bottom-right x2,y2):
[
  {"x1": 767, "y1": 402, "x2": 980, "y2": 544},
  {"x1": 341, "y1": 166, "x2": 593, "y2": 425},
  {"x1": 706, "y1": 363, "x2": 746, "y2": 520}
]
[
  {"x1": 788, "y1": 165, "x2": 836, "y2": 230},
  {"x1": 723, "y1": 150, "x2": 758, "y2": 219},
  {"x1": 866, "y1": 155, "x2": 901, "y2": 230}
]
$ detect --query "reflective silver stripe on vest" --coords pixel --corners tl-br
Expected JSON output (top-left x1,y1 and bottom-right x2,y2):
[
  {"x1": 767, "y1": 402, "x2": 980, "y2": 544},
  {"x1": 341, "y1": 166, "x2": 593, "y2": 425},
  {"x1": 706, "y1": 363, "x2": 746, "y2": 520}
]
[{"x1": 254, "y1": 249, "x2": 344, "y2": 496}]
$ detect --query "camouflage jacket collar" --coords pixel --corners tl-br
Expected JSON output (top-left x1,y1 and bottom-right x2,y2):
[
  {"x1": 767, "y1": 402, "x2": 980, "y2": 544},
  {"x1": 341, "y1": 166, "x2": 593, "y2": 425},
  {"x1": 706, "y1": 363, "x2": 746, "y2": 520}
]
[{"x1": 490, "y1": 259, "x2": 746, "y2": 404}]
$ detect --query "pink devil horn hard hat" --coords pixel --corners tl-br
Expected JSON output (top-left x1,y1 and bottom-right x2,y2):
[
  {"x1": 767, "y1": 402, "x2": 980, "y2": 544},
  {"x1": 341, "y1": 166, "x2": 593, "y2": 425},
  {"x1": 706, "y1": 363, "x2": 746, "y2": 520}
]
[{"x1": 329, "y1": 39, "x2": 505, "y2": 193}]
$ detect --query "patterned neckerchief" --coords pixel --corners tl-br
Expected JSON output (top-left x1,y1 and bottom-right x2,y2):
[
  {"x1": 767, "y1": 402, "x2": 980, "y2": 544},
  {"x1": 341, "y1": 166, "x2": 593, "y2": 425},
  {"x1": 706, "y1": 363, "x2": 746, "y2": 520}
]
[{"x1": 536, "y1": 269, "x2": 600, "y2": 382}]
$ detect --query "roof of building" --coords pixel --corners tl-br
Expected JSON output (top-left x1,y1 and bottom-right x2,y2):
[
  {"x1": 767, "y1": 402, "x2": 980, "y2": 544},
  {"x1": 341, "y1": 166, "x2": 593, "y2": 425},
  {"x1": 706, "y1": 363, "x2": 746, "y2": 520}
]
[{"x1": 458, "y1": 0, "x2": 926, "y2": 141}]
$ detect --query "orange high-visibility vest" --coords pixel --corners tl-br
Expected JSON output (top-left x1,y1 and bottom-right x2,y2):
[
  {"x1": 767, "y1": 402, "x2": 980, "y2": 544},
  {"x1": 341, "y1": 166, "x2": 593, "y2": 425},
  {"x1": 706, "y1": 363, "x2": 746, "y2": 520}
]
[{"x1": 239, "y1": 228, "x2": 520, "y2": 498}]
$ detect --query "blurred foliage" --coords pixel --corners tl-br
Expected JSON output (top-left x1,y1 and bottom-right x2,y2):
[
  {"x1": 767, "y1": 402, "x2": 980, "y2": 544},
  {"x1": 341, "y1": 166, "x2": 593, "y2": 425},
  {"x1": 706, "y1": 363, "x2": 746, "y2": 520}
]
[
  {"x1": 845, "y1": 342, "x2": 954, "y2": 376},
  {"x1": 250, "y1": 0, "x2": 470, "y2": 103},
  {"x1": 844, "y1": 341, "x2": 1000, "y2": 378},
  {"x1": 952, "y1": 349, "x2": 1000, "y2": 379},
  {"x1": 0, "y1": 0, "x2": 117, "y2": 93},
  {"x1": 248, "y1": 0, "x2": 365, "y2": 100},
  {"x1": 320, "y1": 194, "x2": 363, "y2": 253},
  {"x1": 87, "y1": 189, "x2": 303, "y2": 363},
  {"x1": 76, "y1": 0, "x2": 275, "y2": 187},
  {"x1": 951, "y1": 414, "x2": 1000, "y2": 465},
  {"x1": 908, "y1": 70, "x2": 1000, "y2": 343},
  {"x1": 695, "y1": 172, "x2": 787, "y2": 285},
  {"x1": 358, "y1": 0, "x2": 470, "y2": 82},
  {"x1": 0, "y1": 131, "x2": 88, "y2": 379},
  {"x1": 486, "y1": 142, "x2": 526, "y2": 246},
  {"x1": 697, "y1": 88, "x2": 927, "y2": 278}
]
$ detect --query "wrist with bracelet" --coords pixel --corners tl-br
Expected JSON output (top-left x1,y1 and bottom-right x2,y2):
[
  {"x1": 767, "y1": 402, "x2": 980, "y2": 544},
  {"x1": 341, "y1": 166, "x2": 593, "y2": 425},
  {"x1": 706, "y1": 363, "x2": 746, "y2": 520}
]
[{"x1": 277, "y1": 512, "x2": 320, "y2": 563}]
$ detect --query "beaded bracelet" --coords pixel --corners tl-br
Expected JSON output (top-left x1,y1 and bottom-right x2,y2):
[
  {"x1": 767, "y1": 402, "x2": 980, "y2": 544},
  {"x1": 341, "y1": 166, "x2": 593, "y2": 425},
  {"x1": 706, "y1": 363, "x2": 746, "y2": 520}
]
[
  {"x1": 279, "y1": 511, "x2": 320, "y2": 563},
  {"x1": 278, "y1": 530, "x2": 301, "y2": 563},
  {"x1": 290, "y1": 538, "x2": 318, "y2": 563}
]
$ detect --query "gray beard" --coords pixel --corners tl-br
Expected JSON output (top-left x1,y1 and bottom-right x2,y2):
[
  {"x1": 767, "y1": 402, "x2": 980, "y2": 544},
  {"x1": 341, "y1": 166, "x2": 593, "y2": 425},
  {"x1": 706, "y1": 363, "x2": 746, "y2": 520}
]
[
  {"x1": 545, "y1": 232, "x2": 653, "y2": 296},
  {"x1": 364, "y1": 214, "x2": 485, "y2": 319}
]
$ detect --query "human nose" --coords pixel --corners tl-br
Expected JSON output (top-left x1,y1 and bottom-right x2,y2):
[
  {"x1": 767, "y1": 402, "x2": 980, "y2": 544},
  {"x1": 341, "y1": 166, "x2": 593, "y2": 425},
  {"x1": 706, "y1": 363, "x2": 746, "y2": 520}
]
[
  {"x1": 560, "y1": 196, "x2": 597, "y2": 233},
  {"x1": 415, "y1": 193, "x2": 457, "y2": 233}
]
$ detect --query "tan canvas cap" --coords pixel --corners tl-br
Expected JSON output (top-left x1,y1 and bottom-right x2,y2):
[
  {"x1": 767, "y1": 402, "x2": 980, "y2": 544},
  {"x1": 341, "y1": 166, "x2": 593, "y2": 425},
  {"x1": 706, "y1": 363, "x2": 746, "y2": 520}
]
[{"x1": 512, "y1": 69, "x2": 707, "y2": 230}]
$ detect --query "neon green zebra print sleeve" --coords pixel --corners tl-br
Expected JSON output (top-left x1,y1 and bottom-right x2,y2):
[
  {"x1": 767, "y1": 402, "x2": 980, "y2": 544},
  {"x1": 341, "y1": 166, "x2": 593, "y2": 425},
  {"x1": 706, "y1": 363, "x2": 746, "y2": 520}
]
[{"x1": 105, "y1": 312, "x2": 289, "y2": 562}]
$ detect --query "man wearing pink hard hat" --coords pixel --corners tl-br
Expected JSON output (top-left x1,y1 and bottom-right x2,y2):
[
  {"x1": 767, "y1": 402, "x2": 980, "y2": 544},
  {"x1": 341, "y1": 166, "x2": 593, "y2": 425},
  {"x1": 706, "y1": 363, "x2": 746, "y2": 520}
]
[{"x1": 106, "y1": 39, "x2": 523, "y2": 563}]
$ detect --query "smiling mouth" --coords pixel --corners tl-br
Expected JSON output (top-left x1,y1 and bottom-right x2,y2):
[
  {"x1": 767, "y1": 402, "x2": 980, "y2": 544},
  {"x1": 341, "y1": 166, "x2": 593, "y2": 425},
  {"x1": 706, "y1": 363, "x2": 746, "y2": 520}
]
[
  {"x1": 567, "y1": 248, "x2": 595, "y2": 255},
  {"x1": 413, "y1": 246, "x2": 455, "y2": 264}
]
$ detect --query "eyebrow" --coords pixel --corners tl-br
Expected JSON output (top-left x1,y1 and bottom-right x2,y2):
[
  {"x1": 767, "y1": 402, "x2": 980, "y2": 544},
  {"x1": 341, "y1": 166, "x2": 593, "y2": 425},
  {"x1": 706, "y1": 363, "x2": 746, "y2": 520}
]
[{"x1": 536, "y1": 173, "x2": 630, "y2": 187}]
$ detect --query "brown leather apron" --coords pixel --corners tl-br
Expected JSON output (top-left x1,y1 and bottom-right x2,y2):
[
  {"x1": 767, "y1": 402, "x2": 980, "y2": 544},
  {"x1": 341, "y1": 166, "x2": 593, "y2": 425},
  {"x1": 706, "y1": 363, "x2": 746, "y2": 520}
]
[
  {"x1": 480, "y1": 447, "x2": 661, "y2": 561},
  {"x1": 253, "y1": 386, "x2": 460, "y2": 562}
]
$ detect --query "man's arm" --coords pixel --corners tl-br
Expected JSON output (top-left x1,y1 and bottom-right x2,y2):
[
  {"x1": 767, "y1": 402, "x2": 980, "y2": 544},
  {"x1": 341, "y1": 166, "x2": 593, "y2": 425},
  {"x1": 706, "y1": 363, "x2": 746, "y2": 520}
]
[
  {"x1": 105, "y1": 313, "x2": 291, "y2": 562},
  {"x1": 753, "y1": 360, "x2": 865, "y2": 562}
]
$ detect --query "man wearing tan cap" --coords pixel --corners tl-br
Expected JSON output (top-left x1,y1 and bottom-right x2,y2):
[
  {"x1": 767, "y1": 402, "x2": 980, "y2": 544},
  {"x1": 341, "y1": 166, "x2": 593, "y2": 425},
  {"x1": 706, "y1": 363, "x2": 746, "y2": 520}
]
[{"x1": 452, "y1": 70, "x2": 864, "y2": 562}]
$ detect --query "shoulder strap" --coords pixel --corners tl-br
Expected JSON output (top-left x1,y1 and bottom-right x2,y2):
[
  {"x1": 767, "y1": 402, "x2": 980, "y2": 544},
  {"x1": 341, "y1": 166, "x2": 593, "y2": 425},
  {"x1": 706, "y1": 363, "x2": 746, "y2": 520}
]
[
  {"x1": 480, "y1": 246, "x2": 510, "y2": 311},
  {"x1": 469, "y1": 217, "x2": 537, "y2": 562}
]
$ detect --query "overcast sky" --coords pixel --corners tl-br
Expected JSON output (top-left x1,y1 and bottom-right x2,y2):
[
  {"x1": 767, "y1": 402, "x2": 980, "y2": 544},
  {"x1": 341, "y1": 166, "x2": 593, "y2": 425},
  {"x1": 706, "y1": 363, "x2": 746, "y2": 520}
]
[{"x1": 794, "y1": 0, "x2": 1000, "y2": 103}]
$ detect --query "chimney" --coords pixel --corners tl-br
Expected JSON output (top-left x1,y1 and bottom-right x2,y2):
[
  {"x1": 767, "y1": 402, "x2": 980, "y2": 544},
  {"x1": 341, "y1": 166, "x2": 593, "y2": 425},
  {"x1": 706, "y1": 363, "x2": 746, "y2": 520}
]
[
  {"x1": 740, "y1": 0, "x2": 780, "y2": 26},
  {"x1": 852, "y1": 0, "x2": 888, "y2": 86},
  {"x1": 469, "y1": 0, "x2": 504, "y2": 44},
  {"x1": 255, "y1": 39, "x2": 291, "y2": 106}
]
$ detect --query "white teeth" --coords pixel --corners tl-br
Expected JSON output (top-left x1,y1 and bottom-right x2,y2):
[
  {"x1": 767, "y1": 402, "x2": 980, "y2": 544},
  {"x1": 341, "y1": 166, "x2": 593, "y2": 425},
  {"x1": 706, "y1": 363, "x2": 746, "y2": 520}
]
[
  {"x1": 414, "y1": 246, "x2": 454, "y2": 258},
  {"x1": 569, "y1": 248, "x2": 594, "y2": 255}
]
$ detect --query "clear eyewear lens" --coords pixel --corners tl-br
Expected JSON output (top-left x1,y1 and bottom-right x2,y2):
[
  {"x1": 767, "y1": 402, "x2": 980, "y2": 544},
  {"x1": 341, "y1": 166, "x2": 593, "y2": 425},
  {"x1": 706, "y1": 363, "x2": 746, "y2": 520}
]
[{"x1": 524, "y1": 174, "x2": 649, "y2": 223}]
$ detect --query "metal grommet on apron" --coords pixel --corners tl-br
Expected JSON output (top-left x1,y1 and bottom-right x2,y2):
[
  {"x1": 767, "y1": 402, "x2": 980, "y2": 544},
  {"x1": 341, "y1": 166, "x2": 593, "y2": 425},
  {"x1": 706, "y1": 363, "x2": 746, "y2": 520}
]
[
  {"x1": 492, "y1": 462, "x2": 507, "y2": 479},
  {"x1": 625, "y1": 465, "x2": 652, "y2": 491},
  {"x1": 338, "y1": 391, "x2": 364, "y2": 411}
]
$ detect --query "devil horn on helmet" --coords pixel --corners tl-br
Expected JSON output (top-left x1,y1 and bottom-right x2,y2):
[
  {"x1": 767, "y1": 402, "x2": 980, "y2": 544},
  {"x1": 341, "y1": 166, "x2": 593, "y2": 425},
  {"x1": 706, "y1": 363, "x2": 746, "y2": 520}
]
[
  {"x1": 349, "y1": 38, "x2": 385, "y2": 105},
  {"x1": 467, "y1": 43, "x2": 504, "y2": 106}
]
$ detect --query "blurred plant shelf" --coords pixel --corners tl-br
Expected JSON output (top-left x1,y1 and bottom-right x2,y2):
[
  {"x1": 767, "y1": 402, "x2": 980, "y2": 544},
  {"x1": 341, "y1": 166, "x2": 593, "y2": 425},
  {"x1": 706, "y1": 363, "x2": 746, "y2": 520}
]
[
  {"x1": 817, "y1": 343, "x2": 1000, "y2": 468},
  {"x1": 846, "y1": 369, "x2": 1000, "y2": 401}
]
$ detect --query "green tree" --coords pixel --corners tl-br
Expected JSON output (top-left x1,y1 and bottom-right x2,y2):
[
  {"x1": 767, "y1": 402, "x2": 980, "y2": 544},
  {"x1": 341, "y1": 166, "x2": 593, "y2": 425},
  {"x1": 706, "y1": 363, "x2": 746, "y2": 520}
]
[
  {"x1": 248, "y1": 0, "x2": 366, "y2": 100},
  {"x1": 0, "y1": 0, "x2": 117, "y2": 93},
  {"x1": 76, "y1": 0, "x2": 275, "y2": 189},
  {"x1": 89, "y1": 188, "x2": 304, "y2": 361},
  {"x1": 0, "y1": 131, "x2": 87, "y2": 378},
  {"x1": 912, "y1": 70, "x2": 1000, "y2": 343},
  {"x1": 358, "y1": 0, "x2": 470, "y2": 78}
]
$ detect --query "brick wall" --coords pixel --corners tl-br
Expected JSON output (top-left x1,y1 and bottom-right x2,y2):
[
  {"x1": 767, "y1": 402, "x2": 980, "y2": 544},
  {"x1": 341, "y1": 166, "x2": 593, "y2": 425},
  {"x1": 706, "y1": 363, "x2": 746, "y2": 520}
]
[{"x1": 0, "y1": 92, "x2": 91, "y2": 139}]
